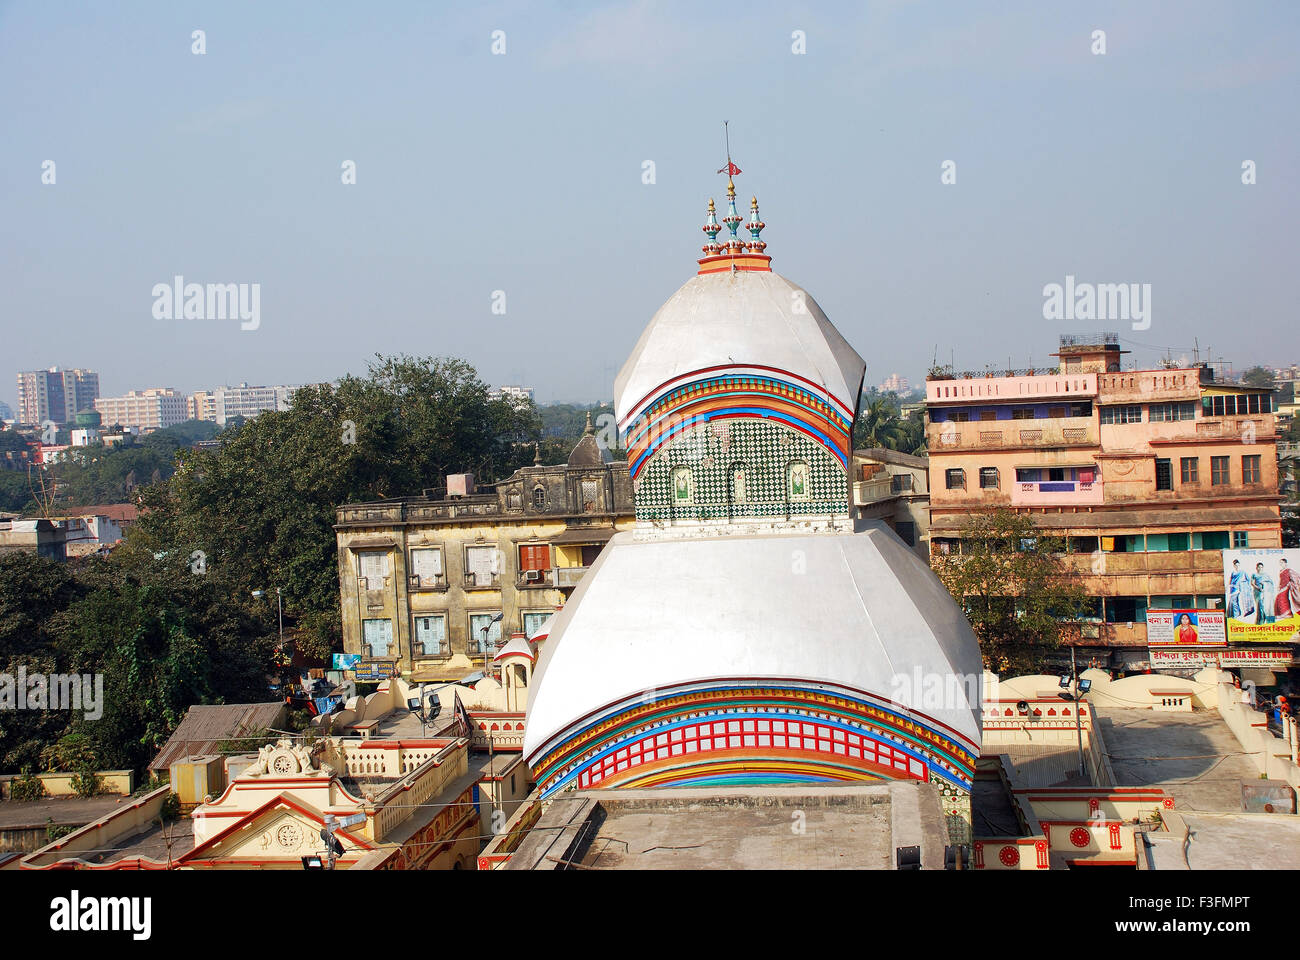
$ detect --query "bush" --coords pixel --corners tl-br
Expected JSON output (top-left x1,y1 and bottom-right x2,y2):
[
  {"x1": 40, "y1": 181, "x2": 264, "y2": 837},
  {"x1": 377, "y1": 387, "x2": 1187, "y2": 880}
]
[
  {"x1": 132, "y1": 773, "x2": 171, "y2": 798},
  {"x1": 70, "y1": 766, "x2": 102, "y2": 799},
  {"x1": 157, "y1": 791, "x2": 181, "y2": 823},
  {"x1": 45, "y1": 818, "x2": 74, "y2": 842},
  {"x1": 40, "y1": 733, "x2": 99, "y2": 773},
  {"x1": 10, "y1": 771, "x2": 45, "y2": 802}
]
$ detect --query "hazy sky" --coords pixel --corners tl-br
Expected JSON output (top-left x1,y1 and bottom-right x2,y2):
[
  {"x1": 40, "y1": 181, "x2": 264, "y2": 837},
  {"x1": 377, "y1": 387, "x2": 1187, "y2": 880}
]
[{"x1": 3, "y1": 1, "x2": 1297, "y2": 407}]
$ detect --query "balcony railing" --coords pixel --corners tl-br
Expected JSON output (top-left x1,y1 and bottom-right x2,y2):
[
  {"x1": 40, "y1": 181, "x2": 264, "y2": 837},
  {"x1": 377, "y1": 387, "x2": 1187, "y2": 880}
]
[
  {"x1": 408, "y1": 573, "x2": 448, "y2": 592},
  {"x1": 516, "y1": 569, "x2": 554, "y2": 588},
  {"x1": 853, "y1": 476, "x2": 894, "y2": 505},
  {"x1": 463, "y1": 572, "x2": 501, "y2": 589},
  {"x1": 555, "y1": 567, "x2": 589, "y2": 588},
  {"x1": 930, "y1": 420, "x2": 1097, "y2": 450}
]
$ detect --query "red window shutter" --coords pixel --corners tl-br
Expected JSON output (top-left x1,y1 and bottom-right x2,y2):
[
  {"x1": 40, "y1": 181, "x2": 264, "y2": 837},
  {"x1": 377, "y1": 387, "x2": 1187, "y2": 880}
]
[{"x1": 520, "y1": 544, "x2": 548, "y2": 571}]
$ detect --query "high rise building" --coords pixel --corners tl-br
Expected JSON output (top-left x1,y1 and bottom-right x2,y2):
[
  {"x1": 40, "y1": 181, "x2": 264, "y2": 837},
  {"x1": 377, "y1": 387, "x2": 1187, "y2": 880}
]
[
  {"x1": 15, "y1": 367, "x2": 99, "y2": 426},
  {"x1": 208, "y1": 383, "x2": 296, "y2": 425},
  {"x1": 94, "y1": 388, "x2": 187, "y2": 432}
]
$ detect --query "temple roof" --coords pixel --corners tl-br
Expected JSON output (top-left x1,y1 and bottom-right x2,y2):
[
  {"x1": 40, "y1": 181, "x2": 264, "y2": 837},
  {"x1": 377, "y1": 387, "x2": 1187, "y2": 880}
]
[
  {"x1": 524, "y1": 521, "x2": 985, "y2": 762},
  {"x1": 613, "y1": 269, "x2": 866, "y2": 431}
]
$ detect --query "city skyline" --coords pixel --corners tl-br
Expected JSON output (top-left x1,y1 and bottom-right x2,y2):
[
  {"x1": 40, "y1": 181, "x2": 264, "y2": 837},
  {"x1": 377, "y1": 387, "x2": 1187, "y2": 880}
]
[{"x1": 4, "y1": 1, "x2": 1298, "y2": 408}]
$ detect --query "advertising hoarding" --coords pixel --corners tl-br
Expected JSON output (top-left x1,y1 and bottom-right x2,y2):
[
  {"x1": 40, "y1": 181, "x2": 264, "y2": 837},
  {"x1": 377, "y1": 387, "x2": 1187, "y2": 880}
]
[
  {"x1": 1223, "y1": 548, "x2": 1300, "y2": 642},
  {"x1": 1145, "y1": 609, "x2": 1226, "y2": 648}
]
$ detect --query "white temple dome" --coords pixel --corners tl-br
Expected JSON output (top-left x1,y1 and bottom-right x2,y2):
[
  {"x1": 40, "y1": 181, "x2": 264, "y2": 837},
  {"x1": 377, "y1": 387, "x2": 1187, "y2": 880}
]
[{"x1": 614, "y1": 270, "x2": 866, "y2": 433}]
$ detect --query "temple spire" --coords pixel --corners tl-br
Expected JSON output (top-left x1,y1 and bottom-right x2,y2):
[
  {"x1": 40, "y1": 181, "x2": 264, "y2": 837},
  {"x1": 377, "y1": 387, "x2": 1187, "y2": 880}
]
[
  {"x1": 701, "y1": 197, "x2": 722, "y2": 255},
  {"x1": 746, "y1": 196, "x2": 766, "y2": 254}
]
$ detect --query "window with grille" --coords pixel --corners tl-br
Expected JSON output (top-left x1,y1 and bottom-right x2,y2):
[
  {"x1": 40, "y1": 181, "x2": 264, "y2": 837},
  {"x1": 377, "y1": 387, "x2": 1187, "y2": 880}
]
[
  {"x1": 357, "y1": 550, "x2": 390, "y2": 589},
  {"x1": 1180, "y1": 457, "x2": 1198, "y2": 483},
  {"x1": 979, "y1": 467, "x2": 999, "y2": 489},
  {"x1": 523, "y1": 611, "x2": 550, "y2": 638},
  {"x1": 414, "y1": 615, "x2": 446, "y2": 656},
  {"x1": 1155, "y1": 459, "x2": 1172, "y2": 490},
  {"x1": 469, "y1": 613, "x2": 502, "y2": 654},
  {"x1": 1100, "y1": 405, "x2": 1142, "y2": 425},
  {"x1": 1149, "y1": 402, "x2": 1196, "y2": 422},
  {"x1": 1233, "y1": 532, "x2": 1249, "y2": 548},
  {"x1": 1211, "y1": 456, "x2": 1230, "y2": 485},
  {"x1": 532, "y1": 487, "x2": 546, "y2": 509},
  {"x1": 363, "y1": 619, "x2": 393, "y2": 658},
  {"x1": 945, "y1": 468, "x2": 965, "y2": 490},
  {"x1": 465, "y1": 545, "x2": 498, "y2": 586},
  {"x1": 409, "y1": 547, "x2": 443, "y2": 587}
]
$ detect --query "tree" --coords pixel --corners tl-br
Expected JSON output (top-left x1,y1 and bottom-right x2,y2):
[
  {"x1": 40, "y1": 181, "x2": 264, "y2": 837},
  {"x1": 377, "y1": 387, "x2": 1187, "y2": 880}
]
[
  {"x1": 930, "y1": 508, "x2": 1092, "y2": 675},
  {"x1": 135, "y1": 354, "x2": 539, "y2": 661},
  {"x1": 853, "y1": 392, "x2": 925, "y2": 455},
  {"x1": 1240, "y1": 366, "x2": 1275, "y2": 390}
]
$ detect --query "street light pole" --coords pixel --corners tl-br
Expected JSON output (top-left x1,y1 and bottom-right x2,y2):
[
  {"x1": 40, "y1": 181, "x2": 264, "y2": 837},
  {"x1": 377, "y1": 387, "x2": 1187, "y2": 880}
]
[{"x1": 1071, "y1": 646, "x2": 1085, "y2": 778}]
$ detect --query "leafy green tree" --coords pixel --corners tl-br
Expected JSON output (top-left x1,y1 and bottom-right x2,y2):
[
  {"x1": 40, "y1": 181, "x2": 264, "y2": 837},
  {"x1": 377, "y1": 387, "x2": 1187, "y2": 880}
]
[
  {"x1": 853, "y1": 392, "x2": 925, "y2": 454},
  {"x1": 136, "y1": 355, "x2": 539, "y2": 662},
  {"x1": 930, "y1": 508, "x2": 1092, "y2": 674},
  {"x1": 0, "y1": 472, "x2": 32, "y2": 514},
  {"x1": 0, "y1": 554, "x2": 83, "y2": 769},
  {"x1": 1241, "y1": 365, "x2": 1275, "y2": 390}
]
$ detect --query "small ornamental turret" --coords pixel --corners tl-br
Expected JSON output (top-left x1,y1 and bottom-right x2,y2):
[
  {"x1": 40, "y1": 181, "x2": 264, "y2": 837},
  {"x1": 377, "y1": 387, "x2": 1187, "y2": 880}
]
[
  {"x1": 701, "y1": 198, "x2": 723, "y2": 255},
  {"x1": 722, "y1": 180, "x2": 745, "y2": 255},
  {"x1": 746, "y1": 196, "x2": 766, "y2": 254}
]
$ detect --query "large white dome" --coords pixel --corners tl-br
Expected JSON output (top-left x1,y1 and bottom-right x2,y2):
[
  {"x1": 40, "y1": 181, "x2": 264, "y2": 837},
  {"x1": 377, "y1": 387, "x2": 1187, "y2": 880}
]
[{"x1": 614, "y1": 270, "x2": 866, "y2": 434}]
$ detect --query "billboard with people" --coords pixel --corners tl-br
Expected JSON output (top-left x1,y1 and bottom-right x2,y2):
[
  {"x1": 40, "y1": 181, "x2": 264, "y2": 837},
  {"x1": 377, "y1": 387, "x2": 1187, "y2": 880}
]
[
  {"x1": 1146, "y1": 609, "x2": 1226, "y2": 647},
  {"x1": 1223, "y1": 548, "x2": 1300, "y2": 642}
]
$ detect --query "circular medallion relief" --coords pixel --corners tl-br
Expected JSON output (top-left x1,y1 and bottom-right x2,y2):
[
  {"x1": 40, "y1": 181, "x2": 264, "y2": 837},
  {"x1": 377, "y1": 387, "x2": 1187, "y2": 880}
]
[
  {"x1": 271, "y1": 752, "x2": 297, "y2": 775},
  {"x1": 1069, "y1": 827, "x2": 1090, "y2": 848},
  {"x1": 999, "y1": 845, "x2": 1020, "y2": 867},
  {"x1": 276, "y1": 822, "x2": 303, "y2": 849}
]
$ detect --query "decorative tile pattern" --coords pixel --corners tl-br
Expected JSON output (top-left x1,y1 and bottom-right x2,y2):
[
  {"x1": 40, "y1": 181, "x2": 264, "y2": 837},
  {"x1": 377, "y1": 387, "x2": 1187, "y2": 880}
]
[
  {"x1": 635, "y1": 419, "x2": 848, "y2": 523},
  {"x1": 622, "y1": 366, "x2": 855, "y2": 482}
]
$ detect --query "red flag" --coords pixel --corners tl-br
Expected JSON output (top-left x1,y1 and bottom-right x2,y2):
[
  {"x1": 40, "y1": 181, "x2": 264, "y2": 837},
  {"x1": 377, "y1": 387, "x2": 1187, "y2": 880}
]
[{"x1": 717, "y1": 161, "x2": 741, "y2": 176}]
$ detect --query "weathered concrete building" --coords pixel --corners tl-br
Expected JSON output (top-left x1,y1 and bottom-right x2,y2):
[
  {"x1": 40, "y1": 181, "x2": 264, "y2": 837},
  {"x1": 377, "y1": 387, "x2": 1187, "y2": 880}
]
[
  {"x1": 335, "y1": 425, "x2": 634, "y2": 679},
  {"x1": 852, "y1": 447, "x2": 930, "y2": 559},
  {"x1": 926, "y1": 333, "x2": 1283, "y2": 666}
]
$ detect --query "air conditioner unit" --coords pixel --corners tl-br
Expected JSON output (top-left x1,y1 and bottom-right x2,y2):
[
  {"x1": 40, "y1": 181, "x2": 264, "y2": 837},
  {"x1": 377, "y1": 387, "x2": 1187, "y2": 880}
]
[{"x1": 524, "y1": 570, "x2": 541, "y2": 582}]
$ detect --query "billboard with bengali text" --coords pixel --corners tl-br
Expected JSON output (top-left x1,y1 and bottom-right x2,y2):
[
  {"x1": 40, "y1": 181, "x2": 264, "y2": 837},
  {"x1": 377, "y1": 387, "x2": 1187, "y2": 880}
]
[
  {"x1": 1145, "y1": 609, "x2": 1226, "y2": 648},
  {"x1": 1224, "y1": 549, "x2": 1300, "y2": 643}
]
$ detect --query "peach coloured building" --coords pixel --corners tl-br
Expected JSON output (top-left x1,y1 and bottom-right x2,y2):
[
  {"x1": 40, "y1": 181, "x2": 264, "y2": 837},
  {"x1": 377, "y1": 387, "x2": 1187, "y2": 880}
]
[{"x1": 926, "y1": 334, "x2": 1282, "y2": 670}]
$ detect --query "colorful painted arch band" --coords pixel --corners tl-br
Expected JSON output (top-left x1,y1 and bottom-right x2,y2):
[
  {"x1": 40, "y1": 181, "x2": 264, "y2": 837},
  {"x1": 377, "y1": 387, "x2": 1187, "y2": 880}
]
[
  {"x1": 526, "y1": 678, "x2": 979, "y2": 800},
  {"x1": 619, "y1": 364, "x2": 856, "y2": 433},
  {"x1": 622, "y1": 372, "x2": 854, "y2": 480}
]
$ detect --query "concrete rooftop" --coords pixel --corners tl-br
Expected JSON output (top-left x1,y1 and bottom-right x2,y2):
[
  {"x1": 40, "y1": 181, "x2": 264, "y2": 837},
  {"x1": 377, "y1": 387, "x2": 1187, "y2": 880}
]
[
  {"x1": 505, "y1": 782, "x2": 951, "y2": 871},
  {"x1": 1096, "y1": 707, "x2": 1260, "y2": 813}
]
